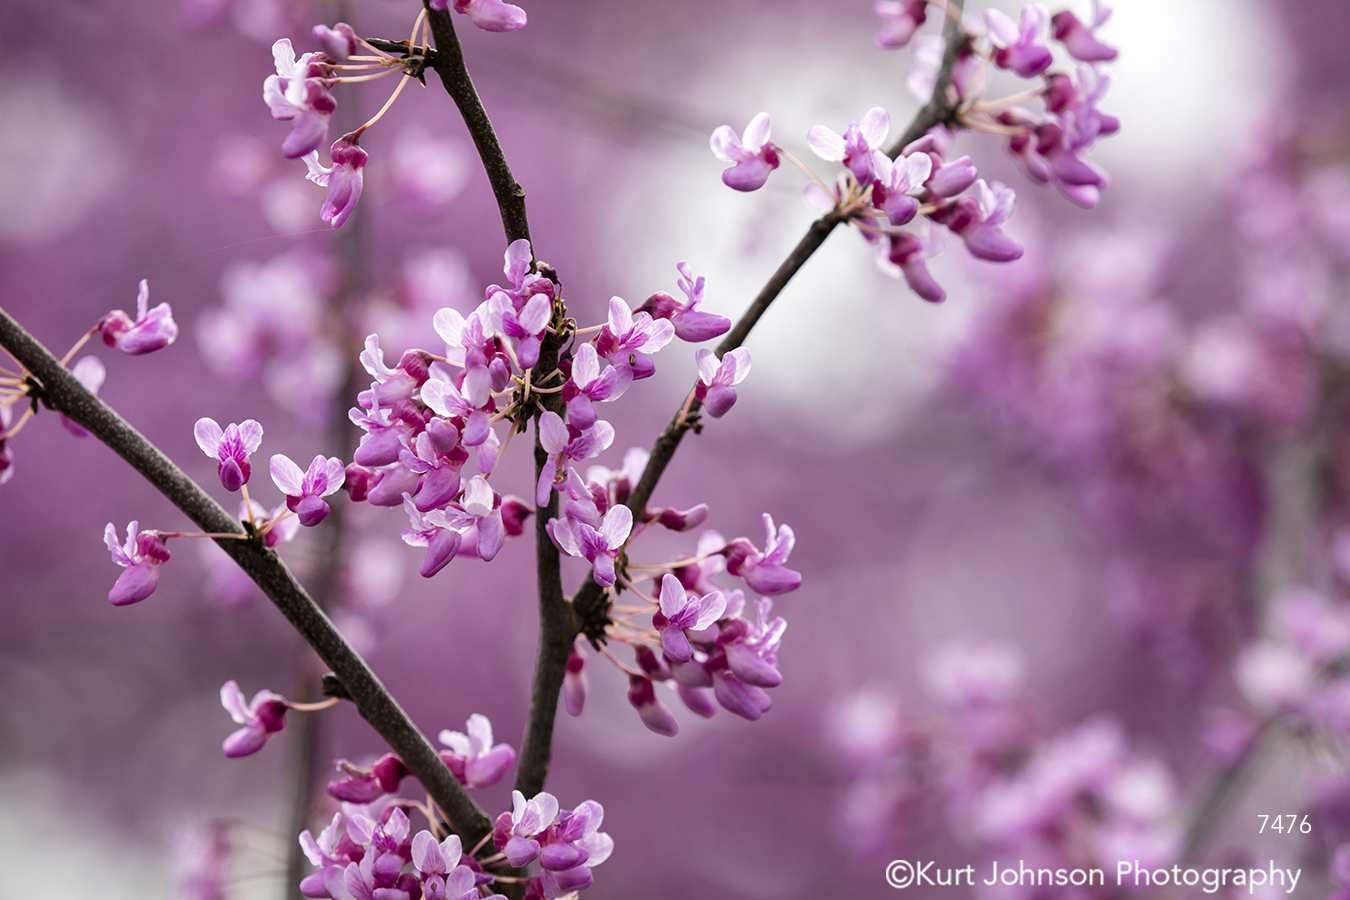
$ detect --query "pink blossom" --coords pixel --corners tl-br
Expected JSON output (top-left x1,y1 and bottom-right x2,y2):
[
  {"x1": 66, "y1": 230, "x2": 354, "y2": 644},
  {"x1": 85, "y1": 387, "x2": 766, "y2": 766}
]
[
  {"x1": 219, "y1": 679, "x2": 288, "y2": 758},
  {"x1": 194, "y1": 417, "x2": 264, "y2": 492},
  {"x1": 101, "y1": 279, "x2": 179, "y2": 355},
  {"x1": 654, "y1": 573, "x2": 727, "y2": 664},
  {"x1": 536, "y1": 412, "x2": 615, "y2": 506},
  {"x1": 103, "y1": 520, "x2": 171, "y2": 606},
  {"x1": 303, "y1": 135, "x2": 367, "y2": 229},
  {"x1": 1052, "y1": 0, "x2": 1118, "y2": 62},
  {"x1": 312, "y1": 22, "x2": 356, "y2": 61},
  {"x1": 437, "y1": 713, "x2": 517, "y2": 788},
  {"x1": 808, "y1": 106, "x2": 890, "y2": 186},
  {"x1": 694, "y1": 347, "x2": 751, "y2": 418},
  {"x1": 873, "y1": 0, "x2": 927, "y2": 49},
  {"x1": 263, "y1": 39, "x2": 336, "y2": 159},
  {"x1": 710, "y1": 112, "x2": 780, "y2": 192},
  {"x1": 724, "y1": 513, "x2": 802, "y2": 594},
  {"x1": 429, "y1": 0, "x2": 528, "y2": 32},
  {"x1": 986, "y1": 6, "x2": 1053, "y2": 78},
  {"x1": 270, "y1": 453, "x2": 345, "y2": 526},
  {"x1": 549, "y1": 503, "x2": 632, "y2": 587}
]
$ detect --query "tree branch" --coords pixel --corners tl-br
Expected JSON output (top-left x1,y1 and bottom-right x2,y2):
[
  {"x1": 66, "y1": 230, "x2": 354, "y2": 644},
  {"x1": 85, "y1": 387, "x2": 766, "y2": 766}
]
[
  {"x1": 0, "y1": 307, "x2": 492, "y2": 846},
  {"x1": 514, "y1": 327, "x2": 578, "y2": 799},
  {"x1": 420, "y1": 6, "x2": 532, "y2": 247}
]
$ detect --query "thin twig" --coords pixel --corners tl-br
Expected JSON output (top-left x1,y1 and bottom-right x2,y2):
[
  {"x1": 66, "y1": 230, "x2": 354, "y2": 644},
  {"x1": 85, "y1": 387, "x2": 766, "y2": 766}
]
[{"x1": 0, "y1": 307, "x2": 492, "y2": 846}]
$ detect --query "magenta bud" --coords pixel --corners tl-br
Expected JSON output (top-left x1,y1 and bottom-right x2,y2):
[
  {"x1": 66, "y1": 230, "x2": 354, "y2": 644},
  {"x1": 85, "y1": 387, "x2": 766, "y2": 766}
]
[
  {"x1": 219, "y1": 457, "x2": 245, "y2": 492},
  {"x1": 627, "y1": 675, "x2": 679, "y2": 736},
  {"x1": 343, "y1": 463, "x2": 377, "y2": 502},
  {"x1": 539, "y1": 842, "x2": 587, "y2": 871}
]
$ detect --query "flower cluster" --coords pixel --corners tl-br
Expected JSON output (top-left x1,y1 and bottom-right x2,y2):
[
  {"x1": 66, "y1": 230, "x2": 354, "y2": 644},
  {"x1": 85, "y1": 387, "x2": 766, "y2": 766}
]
[
  {"x1": 492, "y1": 791, "x2": 613, "y2": 898},
  {"x1": 835, "y1": 641, "x2": 1180, "y2": 873},
  {"x1": 711, "y1": 2, "x2": 1119, "y2": 303},
  {"x1": 327, "y1": 714, "x2": 516, "y2": 802}
]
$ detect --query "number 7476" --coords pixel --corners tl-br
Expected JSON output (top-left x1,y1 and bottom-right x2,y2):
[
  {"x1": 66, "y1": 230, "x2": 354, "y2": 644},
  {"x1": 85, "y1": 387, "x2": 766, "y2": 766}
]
[{"x1": 1258, "y1": 815, "x2": 1311, "y2": 834}]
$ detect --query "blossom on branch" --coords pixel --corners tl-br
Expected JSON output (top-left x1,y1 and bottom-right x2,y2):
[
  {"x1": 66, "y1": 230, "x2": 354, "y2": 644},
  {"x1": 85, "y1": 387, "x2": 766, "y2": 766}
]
[
  {"x1": 103, "y1": 520, "x2": 171, "y2": 605},
  {"x1": 101, "y1": 280, "x2": 179, "y2": 356}
]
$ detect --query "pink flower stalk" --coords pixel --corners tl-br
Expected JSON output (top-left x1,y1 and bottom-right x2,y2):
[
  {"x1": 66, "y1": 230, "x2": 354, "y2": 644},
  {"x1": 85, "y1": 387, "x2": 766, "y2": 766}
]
[
  {"x1": 1052, "y1": 0, "x2": 1118, "y2": 62},
  {"x1": 101, "y1": 279, "x2": 179, "y2": 355},
  {"x1": 808, "y1": 106, "x2": 890, "y2": 186},
  {"x1": 59, "y1": 356, "x2": 106, "y2": 437},
  {"x1": 103, "y1": 520, "x2": 171, "y2": 605},
  {"x1": 873, "y1": 0, "x2": 927, "y2": 49},
  {"x1": 438, "y1": 714, "x2": 517, "y2": 788},
  {"x1": 710, "y1": 112, "x2": 780, "y2": 192},
  {"x1": 304, "y1": 135, "x2": 367, "y2": 229},
  {"x1": 654, "y1": 573, "x2": 726, "y2": 664},
  {"x1": 312, "y1": 22, "x2": 356, "y2": 61},
  {"x1": 694, "y1": 347, "x2": 751, "y2": 418},
  {"x1": 194, "y1": 417, "x2": 264, "y2": 491},
  {"x1": 985, "y1": 6, "x2": 1054, "y2": 78},
  {"x1": 270, "y1": 453, "x2": 345, "y2": 526},
  {"x1": 429, "y1": 0, "x2": 528, "y2": 32},
  {"x1": 263, "y1": 39, "x2": 337, "y2": 159},
  {"x1": 219, "y1": 679, "x2": 288, "y2": 758}
]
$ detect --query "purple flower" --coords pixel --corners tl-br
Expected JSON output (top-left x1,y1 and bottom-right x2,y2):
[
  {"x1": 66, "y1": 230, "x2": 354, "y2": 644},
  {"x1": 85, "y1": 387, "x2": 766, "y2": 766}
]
[
  {"x1": 694, "y1": 347, "x2": 751, "y2": 418},
  {"x1": 101, "y1": 279, "x2": 179, "y2": 355},
  {"x1": 326, "y1": 753, "x2": 409, "y2": 803},
  {"x1": 808, "y1": 106, "x2": 890, "y2": 186},
  {"x1": 654, "y1": 573, "x2": 727, "y2": 664},
  {"x1": 438, "y1": 713, "x2": 517, "y2": 788},
  {"x1": 0, "y1": 406, "x2": 13, "y2": 485},
  {"x1": 593, "y1": 297, "x2": 675, "y2": 379},
  {"x1": 627, "y1": 675, "x2": 679, "y2": 736},
  {"x1": 103, "y1": 520, "x2": 171, "y2": 606},
  {"x1": 428, "y1": 0, "x2": 528, "y2": 32},
  {"x1": 270, "y1": 453, "x2": 346, "y2": 526},
  {"x1": 60, "y1": 356, "x2": 106, "y2": 437},
  {"x1": 930, "y1": 179, "x2": 1024, "y2": 262},
  {"x1": 488, "y1": 290, "x2": 551, "y2": 369},
  {"x1": 263, "y1": 39, "x2": 336, "y2": 159},
  {"x1": 194, "y1": 417, "x2": 264, "y2": 492},
  {"x1": 563, "y1": 342, "x2": 632, "y2": 430},
  {"x1": 439, "y1": 475, "x2": 506, "y2": 561},
  {"x1": 304, "y1": 135, "x2": 367, "y2": 229},
  {"x1": 219, "y1": 679, "x2": 288, "y2": 758},
  {"x1": 710, "y1": 112, "x2": 780, "y2": 192},
  {"x1": 724, "y1": 513, "x2": 802, "y2": 594},
  {"x1": 873, "y1": 0, "x2": 927, "y2": 49},
  {"x1": 411, "y1": 830, "x2": 463, "y2": 881},
  {"x1": 497, "y1": 790, "x2": 559, "y2": 867},
  {"x1": 313, "y1": 22, "x2": 356, "y2": 61},
  {"x1": 564, "y1": 645, "x2": 587, "y2": 716},
  {"x1": 637, "y1": 262, "x2": 732, "y2": 343},
  {"x1": 549, "y1": 503, "x2": 632, "y2": 587},
  {"x1": 880, "y1": 227, "x2": 946, "y2": 303},
  {"x1": 986, "y1": 6, "x2": 1053, "y2": 78},
  {"x1": 1052, "y1": 0, "x2": 1118, "y2": 62},
  {"x1": 400, "y1": 494, "x2": 463, "y2": 578},
  {"x1": 870, "y1": 152, "x2": 933, "y2": 226},
  {"x1": 536, "y1": 412, "x2": 615, "y2": 506}
]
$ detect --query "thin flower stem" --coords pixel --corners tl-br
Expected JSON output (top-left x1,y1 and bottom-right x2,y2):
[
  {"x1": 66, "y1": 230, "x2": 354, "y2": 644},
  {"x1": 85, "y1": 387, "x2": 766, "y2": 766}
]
[
  {"x1": 354, "y1": 74, "x2": 413, "y2": 135},
  {"x1": 59, "y1": 326, "x2": 98, "y2": 365},
  {"x1": 334, "y1": 69, "x2": 403, "y2": 84},
  {"x1": 286, "y1": 697, "x2": 342, "y2": 713},
  {"x1": 0, "y1": 306, "x2": 494, "y2": 846},
  {"x1": 1, "y1": 407, "x2": 34, "y2": 439},
  {"x1": 778, "y1": 146, "x2": 834, "y2": 194}
]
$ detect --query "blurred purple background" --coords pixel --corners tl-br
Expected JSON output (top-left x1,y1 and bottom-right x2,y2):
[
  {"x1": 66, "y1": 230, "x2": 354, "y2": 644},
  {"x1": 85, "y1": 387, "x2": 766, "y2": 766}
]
[{"x1": 2, "y1": 0, "x2": 1344, "y2": 898}]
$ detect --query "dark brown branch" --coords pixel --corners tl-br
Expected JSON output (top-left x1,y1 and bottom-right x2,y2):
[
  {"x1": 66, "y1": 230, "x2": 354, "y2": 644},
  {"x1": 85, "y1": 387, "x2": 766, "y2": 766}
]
[
  {"x1": 0, "y1": 307, "x2": 492, "y2": 846},
  {"x1": 514, "y1": 326, "x2": 578, "y2": 799},
  {"x1": 420, "y1": 6, "x2": 532, "y2": 247}
]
